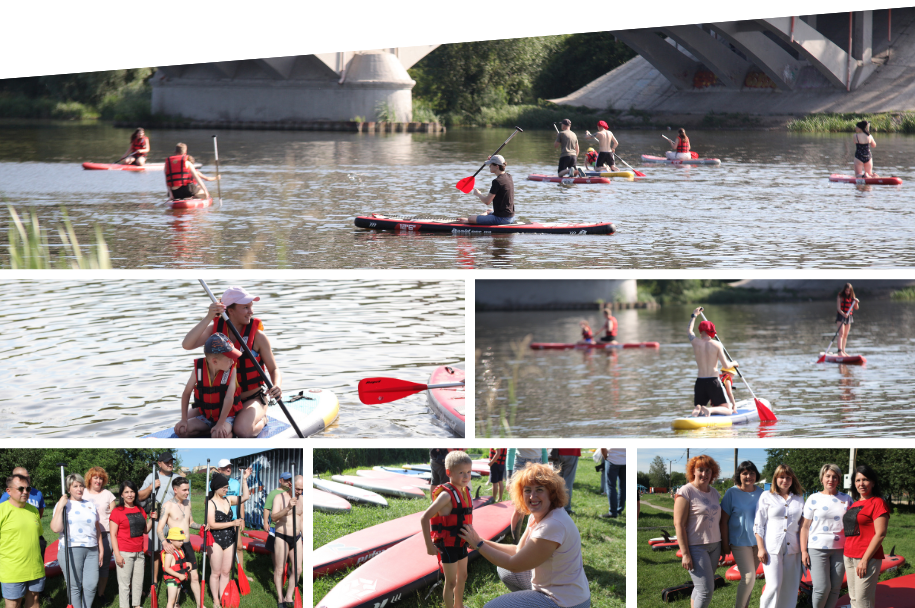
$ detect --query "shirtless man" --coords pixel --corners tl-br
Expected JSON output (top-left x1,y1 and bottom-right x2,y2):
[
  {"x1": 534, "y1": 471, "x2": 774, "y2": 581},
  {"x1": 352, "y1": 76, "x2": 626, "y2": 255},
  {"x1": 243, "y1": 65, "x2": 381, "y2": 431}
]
[
  {"x1": 688, "y1": 307, "x2": 737, "y2": 416},
  {"x1": 156, "y1": 476, "x2": 203, "y2": 608},
  {"x1": 271, "y1": 475, "x2": 302, "y2": 608},
  {"x1": 263, "y1": 473, "x2": 294, "y2": 578}
]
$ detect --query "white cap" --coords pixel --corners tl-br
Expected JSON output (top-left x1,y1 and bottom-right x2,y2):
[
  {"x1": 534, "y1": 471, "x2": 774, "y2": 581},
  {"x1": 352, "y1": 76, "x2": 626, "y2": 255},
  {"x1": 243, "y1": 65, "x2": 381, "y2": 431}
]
[
  {"x1": 217, "y1": 459, "x2": 232, "y2": 468},
  {"x1": 221, "y1": 287, "x2": 260, "y2": 306},
  {"x1": 485, "y1": 154, "x2": 506, "y2": 166}
]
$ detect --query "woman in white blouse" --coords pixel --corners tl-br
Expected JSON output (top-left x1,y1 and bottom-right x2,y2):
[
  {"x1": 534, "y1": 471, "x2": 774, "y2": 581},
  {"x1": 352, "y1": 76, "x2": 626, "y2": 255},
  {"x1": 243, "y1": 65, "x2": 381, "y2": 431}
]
[
  {"x1": 800, "y1": 464, "x2": 853, "y2": 608},
  {"x1": 754, "y1": 465, "x2": 805, "y2": 608}
]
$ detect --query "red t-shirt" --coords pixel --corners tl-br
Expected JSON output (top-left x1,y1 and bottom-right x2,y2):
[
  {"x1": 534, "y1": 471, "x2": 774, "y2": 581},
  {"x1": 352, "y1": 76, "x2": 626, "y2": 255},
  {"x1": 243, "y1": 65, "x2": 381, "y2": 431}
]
[
  {"x1": 557, "y1": 449, "x2": 582, "y2": 457},
  {"x1": 109, "y1": 505, "x2": 148, "y2": 553},
  {"x1": 843, "y1": 496, "x2": 889, "y2": 559}
]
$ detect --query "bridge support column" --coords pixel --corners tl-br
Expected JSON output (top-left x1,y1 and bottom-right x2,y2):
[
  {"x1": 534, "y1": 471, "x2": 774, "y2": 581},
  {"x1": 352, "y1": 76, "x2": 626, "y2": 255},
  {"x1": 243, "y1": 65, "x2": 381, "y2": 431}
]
[
  {"x1": 757, "y1": 17, "x2": 850, "y2": 89},
  {"x1": 852, "y1": 10, "x2": 877, "y2": 89},
  {"x1": 611, "y1": 29, "x2": 699, "y2": 90},
  {"x1": 709, "y1": 21, "x2": 804, "y2": 90},
  {"x1": 661, "y1": 25, "x2": 752, "y2": 88}
]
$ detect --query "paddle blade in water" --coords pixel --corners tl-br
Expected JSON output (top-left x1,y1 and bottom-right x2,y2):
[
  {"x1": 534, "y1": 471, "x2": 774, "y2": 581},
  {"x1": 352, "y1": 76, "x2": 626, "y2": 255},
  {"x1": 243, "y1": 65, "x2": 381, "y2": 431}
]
[
  {"x1": 815, "y1": 353, "x2": 826, "y2": 364},
  {"x1": 358, "y1": 377, "x2": 427, "y2": 404},
  {"x1": 755, "y1": 398, "x2": 778, "y2": 421},
  {"x1": 456, "y1": 176, "x2": 475, "y2": 193},
  {"x1": 633, "y1": 169, "x2": 647, "y2": 177}
]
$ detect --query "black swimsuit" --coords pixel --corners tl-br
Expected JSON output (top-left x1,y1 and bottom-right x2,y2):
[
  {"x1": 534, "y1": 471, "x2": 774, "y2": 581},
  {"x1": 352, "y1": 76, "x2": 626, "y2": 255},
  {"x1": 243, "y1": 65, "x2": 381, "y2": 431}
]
[
  {"x1": 211, "y1": 506, "x2": 236, "y2": 550},
  {"x1": 855, "y1": 136, "x2": 872, "y2": 163}
]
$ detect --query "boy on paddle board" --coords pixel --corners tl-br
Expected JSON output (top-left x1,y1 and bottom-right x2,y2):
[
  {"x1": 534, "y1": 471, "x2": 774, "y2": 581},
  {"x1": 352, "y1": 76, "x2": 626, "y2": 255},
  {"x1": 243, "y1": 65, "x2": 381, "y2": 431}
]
[
  {"x1": 555, "y1": 119, "x2": 582, "y2": 177},
  {"x1": 165, "y1": 143, "x2": 217, "y2": 201},
  {"x1": 122, "y1": 128, "x2": 150, "y2": 166},
  {"x1": 597, "y1": 306, "x2": 618, "y2": 344},
  {"x1": 688, "y1": 308, "x2": 738, "y2": 416},
  {"x1": 584, "y1": 121, "x2": 619, "y2": 172},
  {"x1": 457, "y1": 155, "x2": 514, "y2": 226},
  {"x1": 421, "y1": 451, "x2": 474, "y2": 608},
  {"x1": 176, "y1": 333, "x2": 244, "y2": 438},
  {"x1": 578, "y1": 320, "x2": 595, "y2": 345}
]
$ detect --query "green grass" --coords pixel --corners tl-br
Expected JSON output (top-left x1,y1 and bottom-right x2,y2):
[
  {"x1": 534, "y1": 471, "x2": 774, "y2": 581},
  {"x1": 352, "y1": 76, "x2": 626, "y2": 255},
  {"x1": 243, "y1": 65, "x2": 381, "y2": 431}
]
[
  {"x1": 313, "y1": 458, "x2": 625, "y2": 608},
  {"x1": 637, "y1": 494, "x2": 915, "y2": 608},
  {"x1": 787, "y1": 112, "x2": 915, "y2": 133},
  {"x1": 38, "y1": 492, "x2": 286, "y2": 608},
  {"x1": 890, "y1": 287, "x2": 915, "y2": 301},
  {"x1": 444, "y1": 101, "x2": 614, "y2": 129},
  {"x1": 5, "y1": 206, "x2": 111, "y2": 269}
]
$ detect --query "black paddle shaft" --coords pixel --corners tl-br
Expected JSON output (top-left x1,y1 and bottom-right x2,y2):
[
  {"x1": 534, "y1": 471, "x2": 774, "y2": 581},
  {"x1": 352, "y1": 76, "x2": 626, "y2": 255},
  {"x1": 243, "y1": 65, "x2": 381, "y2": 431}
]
[
  {"x1": 58, "y1": 464, "x2": 78, "y2": 608},
  {"x1": 198, "y1": 280, "x2": 305, "y2": 438},
  {"x1": 469, "y1": 127, "x2": 523, "y2": 180}
]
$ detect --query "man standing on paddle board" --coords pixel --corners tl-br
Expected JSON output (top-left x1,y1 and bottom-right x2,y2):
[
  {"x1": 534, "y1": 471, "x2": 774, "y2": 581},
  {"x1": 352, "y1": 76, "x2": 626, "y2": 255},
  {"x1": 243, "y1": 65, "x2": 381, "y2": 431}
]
[
  {"x1": 457, "y1": 155, "x2": 514, "y2": 226},
  {"x1": 584, "y1": 121, "x2": 619, "y2": 172},
  {"x1": 555, "y1": 119, "x2": 581, "y2": 177},
  {"x1": 183, "y1": 286, "x2": 279, "y2": 438},
  {"x1": 165, "y1": 143, "x2": 217, "y2": 201},
  {"x1": 688, "y1": 308, "x2": 737, "y2": 416}
]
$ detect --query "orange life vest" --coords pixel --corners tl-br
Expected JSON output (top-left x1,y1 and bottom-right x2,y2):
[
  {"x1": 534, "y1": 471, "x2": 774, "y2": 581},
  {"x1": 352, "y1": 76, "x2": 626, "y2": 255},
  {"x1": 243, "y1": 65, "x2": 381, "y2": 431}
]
[
  {"x1": 489, "y1": 448, "x2": 506, "y2": 465},
  {"x1": 162, "y1": 548, "x2": 191, "y2": 582},
  {"x1": 606, "y1": 316, "x2": 618, "y2": 337},
  {"x1": 582, "y1": 326, "x2": 594, "y2": 341},
  {"x1": 430, "y1": 483, "x2": 473, "y2": 547},
  {"x1": 130, "y1": 136, "x2": 149, "y2": 155},
  {"x1": 586, "y1": 150, "x2": 598, "y2": 164},
  {"x1": 193, "y1": 358, "x2": 242, "y2": 421},
  {"x1": 165, "y1": 154, "x2": 194, "y2": 188},
  {"x1": 676, "y1": 136, "x2": 690, "y2": 153},
  {"x1": 214, "y1": 317, "x2": 265, "y2": 395}
]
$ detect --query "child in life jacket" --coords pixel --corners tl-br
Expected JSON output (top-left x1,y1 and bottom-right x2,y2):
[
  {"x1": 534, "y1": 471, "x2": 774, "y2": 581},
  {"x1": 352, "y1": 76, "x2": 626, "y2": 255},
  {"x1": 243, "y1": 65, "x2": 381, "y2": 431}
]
[
  {"x1": 584, "y1": 148, "x2": 599, "y2": 171},
  {"x1": 161, "y1": 528, "x2": 192, "y2": 608},
  {"x1": 175, "y1": 332, "x2": 243, "y2": 439},
  {"x1": 719, "y1": 363, "x2": 739, "y2": 408},
  {"x1": 578, "y1": 321, "x2": 595, "y2": 345},
  {"x1": 421, "y1": 451, "x2": 475, "y2": 608},
  {"x1": 597, "y1": 306, "x2": 618, "y2": 344}
]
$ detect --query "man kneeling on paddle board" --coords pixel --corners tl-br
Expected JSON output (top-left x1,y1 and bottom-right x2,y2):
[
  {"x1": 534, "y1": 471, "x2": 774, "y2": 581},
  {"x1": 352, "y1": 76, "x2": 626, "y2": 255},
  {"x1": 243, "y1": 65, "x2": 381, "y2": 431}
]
[
  {"x1": 165, "y1": 143, "x2": 217, "y2": 201},
  {"x1": 688, "y1": 308, "x2": 738, "y2": 416},
  {"x1": 182, "y1": 286, "x2": 280, "y2": 437},
  {"x1": 457, "y1": 155, "x2": 514, "y2": 226}
]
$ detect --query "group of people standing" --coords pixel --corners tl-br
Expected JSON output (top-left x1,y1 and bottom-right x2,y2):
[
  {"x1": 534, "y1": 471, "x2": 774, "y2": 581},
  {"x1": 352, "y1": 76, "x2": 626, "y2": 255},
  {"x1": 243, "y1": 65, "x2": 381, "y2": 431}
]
[
  {"x1": 674, "y1": 455, "x2": 890, "y2": 608},
  {"x1": 0, "y1": 453, "x2": 303, "y2": 608}
]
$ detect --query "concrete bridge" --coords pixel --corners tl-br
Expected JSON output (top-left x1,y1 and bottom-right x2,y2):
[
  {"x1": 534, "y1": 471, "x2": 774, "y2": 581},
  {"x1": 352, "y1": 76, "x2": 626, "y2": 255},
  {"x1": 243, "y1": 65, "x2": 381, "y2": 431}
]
[
  {"x1": 553, "y1": 8, "x2": 915, "y2": 115},
  {"x1": 151, "y1": 46, "x2": 438, "y2": 124},
  {"x1": 476, "y1": 280, "x2": 638, "y2": 310}
]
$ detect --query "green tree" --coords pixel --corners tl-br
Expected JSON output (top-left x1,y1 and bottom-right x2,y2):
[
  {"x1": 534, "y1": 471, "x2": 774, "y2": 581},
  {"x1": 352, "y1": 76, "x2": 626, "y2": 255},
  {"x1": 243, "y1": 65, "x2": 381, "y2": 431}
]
[
  {"x1": 648, "y1": 456, "x2": 669, "y2": 488},
  {"x1": 671, "y1": 471, "x2": 687, "y2": 487},
  {"x1": 533, "y1": 32, "x2": 637, "y2": 100},
  {"x1": 637, "y1": 471, "x2": 650, "y2": 488}
]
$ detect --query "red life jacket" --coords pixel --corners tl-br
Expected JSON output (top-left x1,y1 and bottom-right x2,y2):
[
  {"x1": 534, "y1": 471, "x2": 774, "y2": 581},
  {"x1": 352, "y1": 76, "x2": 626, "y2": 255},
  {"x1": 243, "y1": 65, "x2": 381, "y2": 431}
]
[
  {"x1": 430, "y1": 483, "x2": 473, "y2": 547},
  {"x1": 582, "y1": 327, "x2": 594, "y2": 341},
  {"x1": 165, "y1": 154, "x2": 195, "y2": 188},
  {"x1": 130, "y1": 136, "x2": 149, "y2": 155},
  {"x1": 586, "y1": 150, "x2": 598, "y2": 164},
  {"x1": 676, "y1": 136, "x2": 690, "y2": 153},
  {"x1": 213, "y1": 318, "x2": 265, "y2": 395},
  {"x1": 606, "y1": 316, "x2": 618, "y2": 337},
  {"x1": 489, "y1": 448, "x2": 506, "y2": 465},
  {"x1": 193, "y1": 358, "x2": 242, "y2": 421},
  {"x1": 162, "y1": 548, "x2": 191, "y2": 582},
  {"x1": 841, "y1": 294, "x2": 855, "y2": 314}
]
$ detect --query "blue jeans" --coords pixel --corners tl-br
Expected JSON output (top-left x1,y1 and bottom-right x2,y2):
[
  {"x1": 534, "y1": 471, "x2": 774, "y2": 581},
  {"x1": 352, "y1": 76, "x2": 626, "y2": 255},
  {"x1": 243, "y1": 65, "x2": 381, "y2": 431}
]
[
  {"x1": 474, "y1": 213, "x2": 514, "y2": 226},
  {"x1": 606, "y1": 463, "x2": 625, "y2": 515}
]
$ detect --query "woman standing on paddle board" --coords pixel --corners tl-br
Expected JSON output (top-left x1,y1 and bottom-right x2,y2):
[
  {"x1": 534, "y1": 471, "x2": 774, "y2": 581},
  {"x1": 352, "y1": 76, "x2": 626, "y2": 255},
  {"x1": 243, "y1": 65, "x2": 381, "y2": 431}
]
[
  {"x1": 121, "y1": 128, "x2": 150, "y2": 166},
  {"x1": 673, "y1": 455, "x2": 723, "y2": 608},
  {"x1": 83, "y1": 467, "x2": 116, "y2": 602},
  {"x1": 459, "y1": 463, "x2": 590, "y2": 608},
  {"x1": 457, "y1": 155, "x2": 514, "y2": 226},
  {"x1": 719, "y1": 461, "x2": 764, "y2": 608},
  {"x1": 754, "y1": 465, "x2": 804, "y2": 608},
  {"x1": 853, "y1": 120, "x2": 877, "y2": 178},
  {"x1": 835, "y1": 283, "x2": 860, "y2": 357},
  {"x1": 843, "y1": 464, "x2": 890, "y2": 608},
  {"x1": 666, "y1": 128, "x2": 691, "y2": 161},
  {"x1": 800, "y1": 464, "x2": 853, "y2": 608}
]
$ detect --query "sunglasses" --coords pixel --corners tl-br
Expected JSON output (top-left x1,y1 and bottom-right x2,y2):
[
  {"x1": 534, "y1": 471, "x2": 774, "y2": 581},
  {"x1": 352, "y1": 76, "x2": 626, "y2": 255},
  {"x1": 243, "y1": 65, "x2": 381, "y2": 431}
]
[{"x1": 14, "y1": 486, "x2": 32, "y2": 493}]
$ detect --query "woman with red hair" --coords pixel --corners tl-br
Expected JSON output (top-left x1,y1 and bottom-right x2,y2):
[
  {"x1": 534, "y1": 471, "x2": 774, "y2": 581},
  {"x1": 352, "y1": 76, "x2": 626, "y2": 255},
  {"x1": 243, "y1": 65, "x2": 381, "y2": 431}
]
[
  {"x1": 84, "y1": 467, "x2": 117, "y2": 601},
  {"x1": 459, "y1": 463, "x2": 590, "y2": 608},
  {"x1": 674, "y1": 455, "x2": 722, "y2": 608}
]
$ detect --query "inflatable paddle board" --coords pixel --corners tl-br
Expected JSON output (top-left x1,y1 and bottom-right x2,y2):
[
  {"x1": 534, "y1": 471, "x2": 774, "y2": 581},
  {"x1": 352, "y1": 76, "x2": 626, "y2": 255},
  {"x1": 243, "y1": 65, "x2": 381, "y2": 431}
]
[
  {"x1": 641, "y1": 155, "x2": 721, "y2": 165},
  {"x1": 313, "y1": 495, "x2": 493, "y2": 580},
  {"x1": 531, "y1": 341, "x2": 660, "y2": 350},
  {"x1": 836, "y1": 572, "x2": 915, "y2": 607},
  {"x1": 829, "y1": 174, "x2": 903, "y2": 186},
  {"x1": 244, "y1": 530, "x2": 269, "y2": 542},
  {"x1": 375, "y1": 466, "x2": 432, "y2": 479},
  {"x1": 403, "y1": 464, "x2": 480, "y2": 478},
  {"x1": 313, "y1": 478, "x2": 388, "y2": 507},
  {"x1": 314, "y1": 488, "x2": 352, "y2": 513},
  {"x1": 651, "y1": 541, "x2": 679, "y2": 551},
  {"x1": 648, "y1": 533, "x2": 675, "y2": 546},
  {"x1": 818, "y1": 353, "x2": 867, "y2": 365},
  {"x1": 316, "y1": 501, "x2": 513, "y2": 608},
  {"x1": 584, "y1": 170, "x2": 635, "y2": 179},
  {"x1": 671, "y1": 399, "x2": 772, "y2": 430},
  {"x1": 240, "y1": 535, "x2": 271, "y2": 555},
  {"x1": 357, "y1": 470, "x2": 430, "y2": 487},
  {"x1": 427, "y1": 363, "x2": 465, "y2": 437},
  {"x1": 527, "y1": 173, "x2": 611, "y2": 184},
  {"x1": 169, "y1": 196, "x2": 213, "y2": 210},
  {"x1": 82, "y1": 162, "x2": 201, "y2": 171},
  {"x1": 331, "y1": 475, "x2": 426, "y2": 499},
  {"x1": 144, "y1": 389, "x2": 338, "y2": 438},
  {"x1": 727, "y1": 554, "x2": 904, "y2": 582},
  {"x1": 354, "y1": 214, "x2": 616, "y2": 235}
]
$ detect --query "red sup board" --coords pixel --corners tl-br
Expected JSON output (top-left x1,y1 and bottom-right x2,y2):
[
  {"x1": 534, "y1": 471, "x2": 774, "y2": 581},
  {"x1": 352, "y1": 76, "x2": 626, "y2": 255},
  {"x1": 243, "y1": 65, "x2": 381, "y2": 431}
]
[
  {"x1": 44, "y1": 533, "x2": 204, "y2": 578},
  {"x1": 648, "y1": 535, "x2": 676, "y2": 546},
  {"x1": 527, "y1": 174, "x2": 611, "y2": 184},
  {"x1": 356, "y1": 470, "x2": 431, "y2": 488},
  {"x1": 244, "y1": 530, "x2": 269, "y2": 542},
  {"x1": 313, "y1": 496, "x2": 493, "y2": 580},
  {"x1": 829, "y1": 174, "x2": 903, "y2": 185},
  {"x1": 427, "y1": 364, "x2": 465, "y2": 437},
  {"x1": 651, "y1": 541, "x2": 679, "y2": 551},
  {"x1": 818, "y1": 353, "x2": 867, "y2": 365},
  {"x1": 82, "y1": 162, "x2": 156, "y2": 171},
  {"x1": 169, "y1": 197, "x2": 213, "y2": 210},
  {"x1": 531, "y1": 342, "x2": 660, "y2": 350},
  {"x1": 729, "y1": 554, "x2": 904, "y2": 583},
  {"x1": 836, "y1": 572, "x2": 915, "y2": 607},
  {"x1": 354, "y1": 215, "x2": 616, "y2": 235},
  {"x1": 316, "y1": 500, "x2": 513, "y2": 607},
  {"x1": 676, "y1": 549, "x2": 735, "y2": 568}
]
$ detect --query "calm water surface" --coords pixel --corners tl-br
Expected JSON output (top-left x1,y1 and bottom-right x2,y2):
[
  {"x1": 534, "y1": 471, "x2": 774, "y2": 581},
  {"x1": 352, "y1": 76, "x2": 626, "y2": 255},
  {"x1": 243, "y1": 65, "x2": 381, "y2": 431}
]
[
  {"x1": 1, "y1": 122, "x2": 914, "y2": 268},
  {"x1": 2, "y1": 280, "x2": 464, "y2": 438},
  {"x1": 476, "y1": 301, "x2": 915, "y2": 437}
]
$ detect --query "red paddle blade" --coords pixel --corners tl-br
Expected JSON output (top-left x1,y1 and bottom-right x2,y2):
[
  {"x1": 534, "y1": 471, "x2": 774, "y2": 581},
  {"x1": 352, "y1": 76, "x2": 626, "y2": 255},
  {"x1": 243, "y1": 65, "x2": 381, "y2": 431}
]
[
  {"x1": 690, "y1": 152, "x2": 699, "y2": 159},
  {"x1": 222, "y1": 582, "x2": 240, "y2": 608},
  {"x1": 456, "y1": 176, "x2": 475, "y2": 193},
  {"x1": 151, "y1": 584, "x2": 158, "y2": 608},
  {"x1": 815, "y1": 353, "x2": 826, "y2": 363},
  {"x1": 755, "y1": 398, "x2": 778, "y2": 421},
  {"x1": 633, "y1": 169, "x2": 647, "y2": 177},
  {"x1": 283, "y1": 562, "x2": 288, "y2": 585},
  {"x1": 295, "y1": 588, "x2": 303, "y2": 608},
  {"x1": 358, "y1": 377, "x2": 427, "y2": 404},
  {"x1": 199, "y1": 582, "x2": 206, "y2": 608},
  {"x1": 238, "y1": 560, "x2": 251, "y2": 595}
]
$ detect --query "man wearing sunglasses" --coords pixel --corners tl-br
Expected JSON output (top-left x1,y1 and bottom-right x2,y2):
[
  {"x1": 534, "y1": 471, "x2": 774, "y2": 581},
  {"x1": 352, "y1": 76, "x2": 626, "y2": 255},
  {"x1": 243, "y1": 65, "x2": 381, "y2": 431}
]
[
  {"x1": 0, "y1": 468, "x2": 48, "y2": 565},
  {"x1": 0, "y1": 473, "x2": 46, "y2": 608}
]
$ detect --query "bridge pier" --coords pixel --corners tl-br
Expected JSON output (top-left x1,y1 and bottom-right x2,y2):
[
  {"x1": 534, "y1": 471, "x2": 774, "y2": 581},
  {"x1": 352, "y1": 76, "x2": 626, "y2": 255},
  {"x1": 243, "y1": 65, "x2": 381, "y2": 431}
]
[
  {"x1": 476, "y1": 280, "x2": 638, "y2": 310},
  {"x1": 661, "y1": 25, "x2": 752, "y2": 89},
  {"x1": 709, "y1": 21, "x2": 803, "y2": 90},
  {"x1": 610, "y1": 30, "x2": 700, "y2": 90}
]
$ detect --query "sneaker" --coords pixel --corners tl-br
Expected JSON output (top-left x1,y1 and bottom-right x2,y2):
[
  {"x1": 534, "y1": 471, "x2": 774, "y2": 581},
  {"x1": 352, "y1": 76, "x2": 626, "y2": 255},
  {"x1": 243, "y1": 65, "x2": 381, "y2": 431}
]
[{"x1": 600, "y1": 512, "x2": 618, "y2": 519}]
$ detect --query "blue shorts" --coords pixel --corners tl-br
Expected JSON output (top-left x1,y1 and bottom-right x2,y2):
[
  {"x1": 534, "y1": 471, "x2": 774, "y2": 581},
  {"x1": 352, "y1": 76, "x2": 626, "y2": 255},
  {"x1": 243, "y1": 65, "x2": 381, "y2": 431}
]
[
  {"x1": 2, "y1": 577, "x2": 46, "y2": 599},
  {"x1": 475, "y1": 214, "x2": 514, "y2": 226}
]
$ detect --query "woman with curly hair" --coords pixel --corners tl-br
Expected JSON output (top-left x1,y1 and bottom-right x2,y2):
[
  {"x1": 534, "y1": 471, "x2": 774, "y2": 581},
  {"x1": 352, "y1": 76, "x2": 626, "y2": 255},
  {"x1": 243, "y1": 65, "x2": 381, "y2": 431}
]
[
  {"x1": 459, "y1": 463, "x2": 590, "y2": 608},
  {"x1": 84, "y1": 467, "x2": 117, "y2": 600},
  {"x1": 755, "y1": 465, "x2": 805, "y2": 608},
  {"x1": 844, "y1": 464, "x2": 890, "y2": 607},
  {"x1": 674, "y1": 455, "x2": 722, "y2": 608}
]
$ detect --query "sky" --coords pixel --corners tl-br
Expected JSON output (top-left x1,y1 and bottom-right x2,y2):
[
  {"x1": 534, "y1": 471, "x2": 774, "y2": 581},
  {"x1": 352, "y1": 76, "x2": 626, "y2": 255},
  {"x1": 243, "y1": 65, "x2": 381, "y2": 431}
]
[
  {"x1": 637, "y1": 448, "x2": 770, "y2": 480},
  {"x1": 175, "y1": 449, "x2": 269, "y2": 468}
]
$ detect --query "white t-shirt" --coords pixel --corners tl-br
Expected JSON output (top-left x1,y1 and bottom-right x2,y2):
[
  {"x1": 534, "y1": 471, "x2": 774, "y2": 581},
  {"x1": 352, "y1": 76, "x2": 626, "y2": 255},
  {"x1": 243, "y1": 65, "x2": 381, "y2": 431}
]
[
  {"x1": 515, "y1": 449, "x2": 542, "y2": 461},
  {"x1": 803, "y1": 492, "x2": 853, "y2": 551},
  {"x1": 55, "y1": 499, "x2": 100, "y2": 548},
  {"x1": 604, "y1": 449, "x2": 625, "y2": 465},
  {"x1": 527, "y1": 508, "x2": 590, "y2": 607},
  {"x1": 84, "y1": 489, "x2": 116, "y2": 531}
]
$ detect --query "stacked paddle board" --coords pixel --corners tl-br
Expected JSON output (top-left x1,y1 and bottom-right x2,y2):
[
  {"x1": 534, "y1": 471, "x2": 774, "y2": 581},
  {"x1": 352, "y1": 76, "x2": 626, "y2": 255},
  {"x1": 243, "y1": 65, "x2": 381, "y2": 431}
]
[
  {"x1": 313, "y1": 478, "x2": 388, "y2": 507},
  {"x1": 670, "y1": 398, "x2": 773, "y2": 430},
  {"x1": 314, "y1": 488, "x2": 353, "y2": 513},
  {"x1": 530, "y1": 341, "x2": 660, "y2": 350},
  {"x1": 641, "y1": 155, "x2": 721, "y2": 165},
  {"x1": 527, "y1": 174, "x2": 611, "y2": 184},
  {"x1": 354, "y1": 214, "x2": 616, "y2": 235},
  {"x1": 330, "y1": 475, "x2": 426, "y2": 499},
  {"x1": 829, "y1": 174, "x2": 903, "y2": 185},
  {"x1": 427, "y1": 363, "x2": 465, "y2": 437}
]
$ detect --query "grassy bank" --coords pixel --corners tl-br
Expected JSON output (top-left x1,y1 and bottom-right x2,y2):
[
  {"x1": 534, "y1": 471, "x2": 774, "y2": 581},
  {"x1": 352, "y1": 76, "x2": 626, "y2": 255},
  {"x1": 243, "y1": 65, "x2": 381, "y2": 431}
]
[
  {"x1": 444, "y1": 102, "x2": 613, "y2": 129},
  {"x1": 313, "y1": 457, "x2": 625, "y2": 608},
  {"x1": 637, "y1": 497, "x2": 915, "y2": 608},
  {"x1": 788, "y1": 111, "x2": 915, "y2": 133}
]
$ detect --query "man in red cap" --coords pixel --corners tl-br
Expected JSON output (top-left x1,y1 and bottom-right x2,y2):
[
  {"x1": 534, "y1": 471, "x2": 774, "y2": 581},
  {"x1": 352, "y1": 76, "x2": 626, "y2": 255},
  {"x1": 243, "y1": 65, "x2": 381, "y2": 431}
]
[
  {"x1": 182, "y1": 286, "x2": 281, "y2": 437},
  {"x1": 687, "y1": 307, "x2": 737, "y2": 416},
  {"x1": 584, "y1": 121, "x2": 619, "y2": 172}
]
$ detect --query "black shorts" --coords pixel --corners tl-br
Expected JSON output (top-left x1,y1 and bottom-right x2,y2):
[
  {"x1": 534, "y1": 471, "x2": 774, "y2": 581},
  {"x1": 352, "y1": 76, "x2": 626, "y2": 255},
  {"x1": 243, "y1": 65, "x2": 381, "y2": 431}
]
[
  {"x1": 599, "y1": 334, "x2": 617, "y2": 342},
  {"x1": 181, "y1": 541, "x2": 198, "y2": 569},
  {"x1": 694, "y1": 377, "x2": 729, "y2": 407},
  {"x1": 558, "y1": 155, "x2": 577, "y2": 174},
  {"x1": 171, "y1": 183, "x2": 203, "y2": 199},
  {"x1": 265, "y1": 533, "x2": 275, "y2": 553},
  {"x1": 596, "y1": 152, "x2": 614, "y2": 167},
  {"x1": 836, "y1": 313, "x2": 853, "y2": 325},
  {"x1": 436, "y1": 542, "x2": 469, "y2": 564},
  {"x1": 489, "y1": 463, "x2": 505, "y2": 484}
]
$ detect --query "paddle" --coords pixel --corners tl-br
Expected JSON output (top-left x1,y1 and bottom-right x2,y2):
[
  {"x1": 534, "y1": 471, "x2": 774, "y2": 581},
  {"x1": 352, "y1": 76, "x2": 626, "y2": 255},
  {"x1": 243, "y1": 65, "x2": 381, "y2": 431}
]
[
  {"x1": 816, "y1": 299, "x2": 858, "y2": 363},
  {"x1": 358, "y1": 376, "x2": 465, "y2": 404},
  {"x1": 235, "y1": 470, "x2": 251, "y2": 596},
  {"x1": 199, "y1": 461, "x2": 210, "y2": 608},
  {"x1": 199, "y1": 279, "x2": 305, "y2": 438},
  {"x1": 221, "y1": 508, "x2": 241, "y2": 608},
  {"x1": 292, "y1": 463, "x2": 302, "y2": 608},
  {"x1": 212, "y1": 135, "x2": 222, "y2": 203},
  {"x1": 662, "y1": 134, "x2": 699, "y2": 159},
  {"x1": 612, "y1": 153, "x2": 646, "y2": 177},
  {"x1": 150, "y1": 463, "x2": 159, "y2": 608},
  {"x1": 697, "y1": 310, "x2": 777, "y2": 422},
  {"x1": 58, "y1": 463, "x2": 78, "y2": 608},
  {"x1": 455, "y1": 127, "x2": 523, "y2": 193}
]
